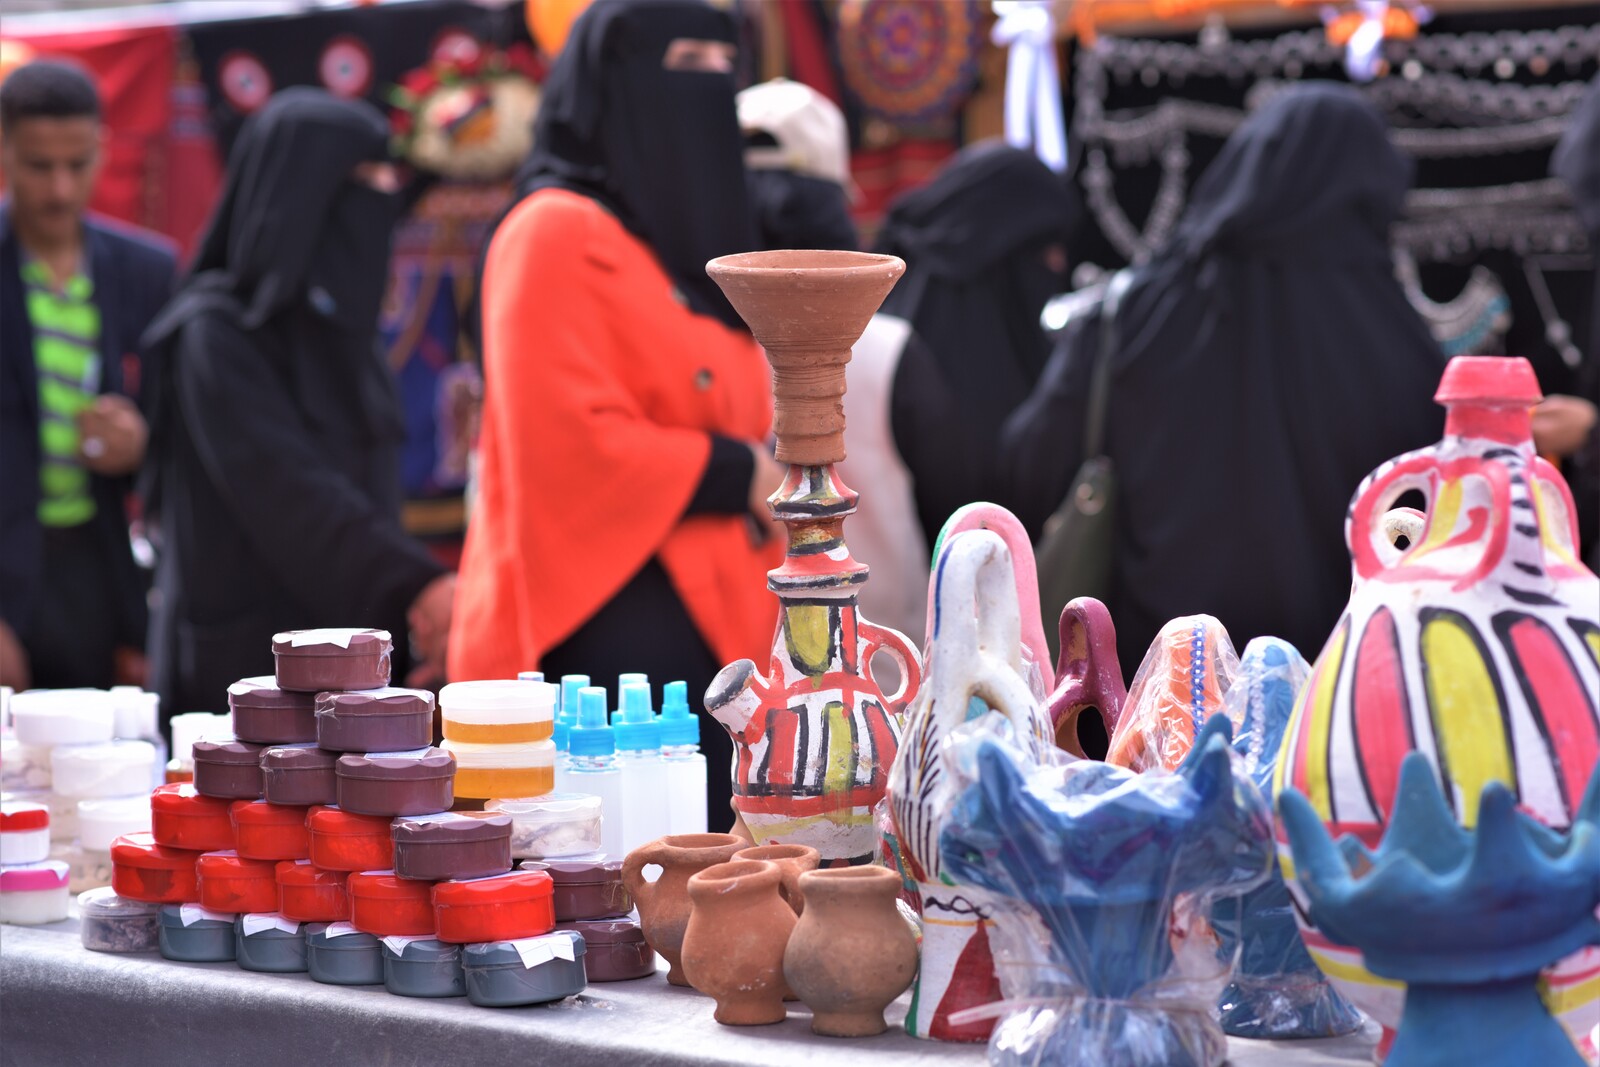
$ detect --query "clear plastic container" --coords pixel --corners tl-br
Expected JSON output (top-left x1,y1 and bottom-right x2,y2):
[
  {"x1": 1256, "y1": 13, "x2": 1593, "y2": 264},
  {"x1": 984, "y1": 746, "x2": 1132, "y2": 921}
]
[
  {"x1": 443, "y1": 738, "x2": 555, "y2": 800},
  {"x1": 54, "y1": 837, "x2": 110, "y2": 894},
  {"x1": 486, "y1": 793, "x2": 603, "y2": 860},
  {"x1": 1, "y1": 798, "x2": 49, "y2": 865},
  {"x1": 50, "y1": 740, "x2": 157, "y2": 798},
  {"x1": 1, "y1": 737, "x2": 52, "y2": 791},
  {"x1": 9, "y1": 689, "x2": 114, "y2": 746},
  {"x1": 44, "y1": 791, "x2": 79, "y2": 842},
  {"x1": 79, "y1": 795, "x2": 153, "y2": 852},
  {"x1": 440, "y1": 680, "x2": 556, "y2": 745},
  {"x1": 0, "y1": 859, "x2": 70, "y2": 924},
  {"x1": 79, "y1": 887, "x2": 161, "y2": 952}
]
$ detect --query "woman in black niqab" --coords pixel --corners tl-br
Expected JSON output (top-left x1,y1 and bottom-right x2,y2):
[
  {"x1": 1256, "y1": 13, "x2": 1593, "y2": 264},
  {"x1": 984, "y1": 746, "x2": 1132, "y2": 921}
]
[
  {"x1": 141, "y1": 89, "x2": 447, "y2": 720},
  {"x1": 874, "y1": 140, "x2": 1080, "y2": 445},
  {"x1": 1002, "y1": 82, "x2": 1447, "y2": 673}
]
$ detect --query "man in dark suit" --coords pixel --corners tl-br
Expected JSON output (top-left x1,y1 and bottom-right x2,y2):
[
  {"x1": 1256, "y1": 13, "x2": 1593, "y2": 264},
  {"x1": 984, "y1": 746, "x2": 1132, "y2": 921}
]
[{"x1": 1, "y1": 60, "x2": 177, "y2": 689}]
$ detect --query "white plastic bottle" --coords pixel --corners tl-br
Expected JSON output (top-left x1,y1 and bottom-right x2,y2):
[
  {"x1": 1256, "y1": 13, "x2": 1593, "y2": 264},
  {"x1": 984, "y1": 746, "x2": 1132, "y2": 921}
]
[
  {"x1": 566, "y1": 686, "x2": 624, "y2": 858},
  {"x1": 658, "y1": 681, "x2": 708, "y2": 836},
  {"x1": 614, "y1": 682, "x2": 671, "y2": 856}
]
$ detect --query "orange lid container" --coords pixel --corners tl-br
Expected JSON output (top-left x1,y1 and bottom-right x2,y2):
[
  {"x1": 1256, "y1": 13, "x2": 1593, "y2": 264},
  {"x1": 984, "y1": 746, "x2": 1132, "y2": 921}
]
[
  {"x1": 196, "y1": 851, "x2": 280, "y2": 914},
  {"x1": 110, "y1": 831, "x2": 202, "y2": 904},
  {"x1": 348, "y1": 870, "x2": 435, "y2": 937}
]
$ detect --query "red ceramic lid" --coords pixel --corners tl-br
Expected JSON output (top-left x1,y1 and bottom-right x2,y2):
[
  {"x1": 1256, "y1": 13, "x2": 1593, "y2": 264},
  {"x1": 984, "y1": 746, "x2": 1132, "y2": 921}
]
[
  {"x1": 272, "y1": 629, "x2": 391, "y2": 657},
  {"x1": 307, "y1": 806, "x2": 394, "y2": 836},
  {"x1": 315, "y1": 688, "x2": 435, "y2": 717},
  {"x1": 260, "y1": 745, "x2": 339, "y2": 771},
  {"x1": 193, "y1": 738, "x2": 266, "y2": 766},
  {"x1": 391, "y1": 812, "x2": 510, "y2": 845},
  {"x1": 228, "y1": 677, "x2": 317, "y2": 711},
  {"x1": 231, "y1": 800, "x2": 311, "y2": 828},
  {"x1": 0, "y1": 801, "x2": 49, "y2": 832},
  {"x1": 1435, "y1": 355, "x2": 1541, "y2": 406},
  {"x1": 432, "y1": 870, "x2": 551, "y2": 906},
  {"x1": 276, "y1": 860, "x2": 347, "y2": 889},
  {"x1": 152, "y1": 782, "x2": 234, "y2": 816},
  {"x1": 348, "y1": 870, "x2": 431, "y2": 900},
  {"x1": 197, "y1": 851, "x2": 277, "y2": 879},
  {"x1": 111, "y1": 832, "x2": 202, "y2": 870},
  {"x1": 336, "y1": 749, "x2": 454, "y2": 780}
]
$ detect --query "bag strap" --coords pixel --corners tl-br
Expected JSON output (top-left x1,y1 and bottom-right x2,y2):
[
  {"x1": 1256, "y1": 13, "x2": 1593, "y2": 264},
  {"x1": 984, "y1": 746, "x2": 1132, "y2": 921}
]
[{"x1": 1082, "y1": 269, "x2": 1133, "y2": 461}]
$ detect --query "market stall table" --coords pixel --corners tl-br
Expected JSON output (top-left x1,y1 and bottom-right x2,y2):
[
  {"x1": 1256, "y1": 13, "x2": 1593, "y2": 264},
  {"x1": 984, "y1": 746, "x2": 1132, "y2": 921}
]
[{"x1": 1, "y1": 914, "x2": 1381, "y2": 1066}]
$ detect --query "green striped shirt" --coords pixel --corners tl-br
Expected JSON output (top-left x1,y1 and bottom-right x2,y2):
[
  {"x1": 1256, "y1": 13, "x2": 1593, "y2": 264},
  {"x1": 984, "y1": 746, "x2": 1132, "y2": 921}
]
[{"x1": 22, "y1": 256, "x2": 100, "y2": 527}]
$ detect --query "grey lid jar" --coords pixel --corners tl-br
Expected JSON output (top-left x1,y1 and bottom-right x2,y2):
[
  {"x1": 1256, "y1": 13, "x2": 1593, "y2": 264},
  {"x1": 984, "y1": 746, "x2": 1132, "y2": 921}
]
[
  {"x1": 157, "y1": 903, "x2": 237, "y2": 962},
  {"x1": 307, "y1": 922, "x2": 385, "y2": 985},
  {"x1": 381, "y1": 937, "x2": 466, "y2": 998},
  {"x1": 462, "y1": 931, "x2": 588, "y2": 1007},
  {"x1": 234, "y1": 914, "x2": 314, "y2": 973}
]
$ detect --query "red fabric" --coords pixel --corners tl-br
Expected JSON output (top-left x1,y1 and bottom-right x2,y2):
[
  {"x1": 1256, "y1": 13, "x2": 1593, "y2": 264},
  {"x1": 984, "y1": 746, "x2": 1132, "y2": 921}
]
[
  {"x1": 850, "y1": 138, "x2": 955, "y2": 242},
  {"x1": 5, "y1": 25, "x2": 177, "y2": 233},
  {"x1": 779, "y1": 0, "x2": 841, "y2": 108},
  {"x1": 450, "y1": 189, "x2": 782, "y2": 681}
]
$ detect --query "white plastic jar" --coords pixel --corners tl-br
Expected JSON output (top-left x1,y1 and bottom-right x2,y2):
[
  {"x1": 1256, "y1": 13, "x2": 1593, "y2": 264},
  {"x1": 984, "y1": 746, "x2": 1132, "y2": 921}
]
[
  {"x1": 1, "y1": 736, "x2": 53, "y2": 791},
  {"x1": 0, "y1": 860, "x2": 70, "y2": 925},
  {"x1": 10, "y1": 689, "x2": 116, "y2": 746},
  {"x1": 51, "y1": 740, "x2": 157, "y2": 798},
  {"x1": 76, "y1": 795, "x2": 154, "y2": 892},
  {"x1": 0, "y1": 799, "x2": 50, "y2": 865},
  {"x1": 485, "y1": 793, "x2": 603, "y2": 860},
  {"x1": 440, "y1": 680, "x2": 556, "y2": 745}
]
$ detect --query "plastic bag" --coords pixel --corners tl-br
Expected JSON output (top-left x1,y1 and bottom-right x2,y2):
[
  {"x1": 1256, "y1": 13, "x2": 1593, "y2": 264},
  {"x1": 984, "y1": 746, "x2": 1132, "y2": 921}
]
[
  {"x1": 1213, "y1": 637, "x2": 1363, "y2": 1039},
  {"x1": 1107, "y1": 615, "x2": 1238, "y2": 773},
  {"x1": 937, "y1": 713, "x2": 1274, "y2": 1067}
]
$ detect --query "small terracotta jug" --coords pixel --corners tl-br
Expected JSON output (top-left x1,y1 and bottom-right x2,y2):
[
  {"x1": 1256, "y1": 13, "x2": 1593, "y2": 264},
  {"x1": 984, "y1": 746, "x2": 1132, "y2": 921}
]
[
  {"x1": 783, "y1": 865, "x2": 919, "y2": 1037},
  {"x1": 681, "y1": 859, "x2": 797, "y2": 1026},
  {"x1": 623, "y1": 832, "x2": 745, "y2": 986},
  {"x1": 734, "y1": 843, "x2": 819, "y2": 914}
]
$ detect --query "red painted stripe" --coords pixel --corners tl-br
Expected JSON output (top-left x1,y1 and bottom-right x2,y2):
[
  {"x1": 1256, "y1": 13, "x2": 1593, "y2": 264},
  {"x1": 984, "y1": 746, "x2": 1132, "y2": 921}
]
[
  {"x1": 864, "y1": 703, "x2": 897, "y2": 792},
  {"x1": 734, "y1": 787, "x2": 886, "y2": 817},
  {"x1": 1505, "y1": 615, "x2": 1599, "y2": 817},
  {"x1": 1352, "y1": 609, "x2": 1415, "y2": 819},
  {"x1": 765, "y1": 698, "x2": 800, "y2": 790}
]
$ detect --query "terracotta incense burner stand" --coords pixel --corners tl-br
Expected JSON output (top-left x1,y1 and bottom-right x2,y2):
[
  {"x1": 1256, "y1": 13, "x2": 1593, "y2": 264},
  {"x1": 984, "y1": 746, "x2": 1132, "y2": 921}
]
[{"x1": 704, "y1": 250, "x2": 922, "y2": 868}]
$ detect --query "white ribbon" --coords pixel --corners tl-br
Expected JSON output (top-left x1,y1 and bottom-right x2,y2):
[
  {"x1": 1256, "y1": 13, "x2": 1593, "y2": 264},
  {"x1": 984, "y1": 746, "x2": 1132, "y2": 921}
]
[
  {"x1": 321, "y1": 921, "x2": 362, "y2": 939},
  {"x1": 178, "y1": 904, "x2": 234, "y2": 927},
  {"x1": 992, "y1": 1, "x2": 1068, "y2": 173},
  {"x1": 241, "y1": 912, "x2": 302, "y2": 937},
  {"x1": 509, "y1": 931, "x2": 578, "y2": 970}
]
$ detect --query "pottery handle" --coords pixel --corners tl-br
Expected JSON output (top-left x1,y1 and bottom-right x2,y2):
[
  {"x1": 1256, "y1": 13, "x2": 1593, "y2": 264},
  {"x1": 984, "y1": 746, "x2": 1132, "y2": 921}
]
[
  {"x1": 861, "y1": 621, "x2": 922, "y2": 710},
  {"x1": 622, "y1": 841, "x2": 664, "y2": 914},
  {"x1": 1047, "y1": 597, "x2": 1129, "y2": 752},
  {"x1": 1348, "y1": 452, "x2": 1442, "y2": 579}
]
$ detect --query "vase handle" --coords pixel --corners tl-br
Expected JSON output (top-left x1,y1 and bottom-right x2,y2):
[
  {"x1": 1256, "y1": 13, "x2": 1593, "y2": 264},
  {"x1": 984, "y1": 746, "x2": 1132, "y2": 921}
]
[
  {"x1": 1349, "y1": 451, "x2": 1443, "y2": 580},
  {"x1": 622, "y1": 839, "x2": 665, "y2": 915},
  {"x1": 861, "y1": 620, "x2": 922, "y2": 710}
]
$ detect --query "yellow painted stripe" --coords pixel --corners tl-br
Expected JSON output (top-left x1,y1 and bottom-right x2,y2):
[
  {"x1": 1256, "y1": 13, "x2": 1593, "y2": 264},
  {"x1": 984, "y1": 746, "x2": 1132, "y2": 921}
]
[
  {"x1": 1541, "y1": 971, "x2": 1600, "y2": 1017},
  {"x1": 1301, "y1": 623, "x2": 1348, "y2": 821},
  {"x1": 1531, "y1": 481, "x2": 1580, "y2": 567},
  {"x1": 1422, "y1": 614, "x2": 1514, "y2": 827},
  {"x1": 1409, "y1": 478, "x2": 1463, "y2": 560},
  {"x1": 822, "y1": 701, "x2": 853, "y2": 795},
  {"x1": 1584, "y1": 630, "x2": 1600, "y2": 671}
]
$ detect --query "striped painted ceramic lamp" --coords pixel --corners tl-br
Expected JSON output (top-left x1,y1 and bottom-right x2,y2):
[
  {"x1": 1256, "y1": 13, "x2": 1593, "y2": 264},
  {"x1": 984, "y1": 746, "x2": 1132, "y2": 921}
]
[{"x1": 1274, "y1": 355, "x2": 1600, "y2": 1063}]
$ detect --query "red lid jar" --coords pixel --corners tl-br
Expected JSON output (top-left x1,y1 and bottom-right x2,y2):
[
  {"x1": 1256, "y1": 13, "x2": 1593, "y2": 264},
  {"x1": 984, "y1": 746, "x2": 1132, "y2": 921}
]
[
  {"x1": 196, "y1": 851, "x2": 280, "y2": 914},
  {"x1": 151, "y1": 783, "x2": 236, "y2": 852},
  {"x1": 306, "y1": 806, "x2": 395, "y2": 872},
  {"x1": 228, "y1": 677, "x2": 318, "y2": 744},
  {"x1": 110, "y1": 832, "x2": 202, "y2": 904},
  {"x1": 335, "y1": 748, "x2": 455, "y2": 817},
  {"x1": 260, "y1": 744, "x2": 339, "y2": 807},
  {"x1": 348, "y1": 870, "x2": 435, "y2": 936},
  {"x1": 231, "y1": 800, "x2": 311, "y2": 861},
  {"x1": 276, "y1": 861, "x2": 350, "y2": 923},
  {"x1": 314, "y1": 688, "x2": 436, "y2": 753},
  {"x1": 272, "y1": 629, "x2": 393, "y2": 693},
  {"x1": 192, "y1": 738, "x2": 265, "y2": 800},
  {"x1": 431, "y1": 870, "x2": 554, "y2": 944}
]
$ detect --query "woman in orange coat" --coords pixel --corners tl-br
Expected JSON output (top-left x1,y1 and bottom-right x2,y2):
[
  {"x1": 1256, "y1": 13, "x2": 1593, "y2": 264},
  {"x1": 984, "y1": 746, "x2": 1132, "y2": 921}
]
[{"x1": 450, "y1": 0, "x2": 782, "y2": 826}]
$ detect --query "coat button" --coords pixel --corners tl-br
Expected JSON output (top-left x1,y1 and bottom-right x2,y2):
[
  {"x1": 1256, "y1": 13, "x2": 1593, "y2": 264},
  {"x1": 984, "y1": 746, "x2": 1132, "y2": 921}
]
[{"x1": 694, "y1": 368, "x2": 714, "y2": 390}]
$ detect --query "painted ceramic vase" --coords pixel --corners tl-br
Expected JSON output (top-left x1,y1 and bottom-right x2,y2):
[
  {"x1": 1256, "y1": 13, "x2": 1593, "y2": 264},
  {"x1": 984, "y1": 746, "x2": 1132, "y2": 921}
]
[
  {"x1": 888, "y1": 527, "x2": 1054, "y2": 1041},
  {"x1": 1281, "y1": 754, "x2": 1600, "y2": 1067},
  {"x1": 1274, "y1": 356, "x2": 1600, "y2": 1059},
  {"x1": 783, "y1": 865, "x2": 920, "y2": 1037},
  {"x1": 681, "y1": 859, "x2": 797, "y2": 1026},
  {"x1": 704, "y1": 251, "x2": 922, "y2": 867},
  {"x1": 622, "y1": 832, "x2": 746, "y2": 986},
  {"x1": 1107, "y1": 614, "x2": 1237, "y2": 773},
  {"x1": 1046, "y1": 597, "x2": 1126, "y2": 757}
]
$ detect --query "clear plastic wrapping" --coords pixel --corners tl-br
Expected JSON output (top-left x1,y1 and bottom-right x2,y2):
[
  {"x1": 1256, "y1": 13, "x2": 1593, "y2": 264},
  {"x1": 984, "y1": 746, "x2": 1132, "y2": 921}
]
[
  {"x1": 937, "y1": 714, "x2": 1273, "y2": 1067},
  {"x1": 1212, "y1": 637, "x2": 1361, "y2": 1039},
  {"x1": 1106, "y1": 616, "x2": 1238, "y2": 773}
]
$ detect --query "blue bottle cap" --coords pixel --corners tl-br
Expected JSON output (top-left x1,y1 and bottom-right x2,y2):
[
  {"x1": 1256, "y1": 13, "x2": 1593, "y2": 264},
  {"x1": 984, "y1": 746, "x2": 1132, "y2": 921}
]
[
  {"x1": 558, "y1": 675, "x2": 590, "y2": 724},
  {"x1": 614, "y1": 682, "x2": 661, "y2": 752},
  {"x1": 552, "y1": 718, "x2": 570, "y2": 753},
  {"x1": 566, "y1": 686, "x2": 615, "y2": 757},
  {"x1": 659, "y1": 680, "x2": 699, "y2": 747},
  {"x1": 617, "y1": 673, "x2": 649, "y2": 694}
]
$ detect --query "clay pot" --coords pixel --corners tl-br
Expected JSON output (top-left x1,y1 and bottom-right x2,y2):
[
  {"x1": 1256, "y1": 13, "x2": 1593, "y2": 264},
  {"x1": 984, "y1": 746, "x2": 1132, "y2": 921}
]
[
  {"x1": 784, "y1": 866, "x2": 919, "y2": 1037},
  {"x1": 622, "y1": 832, "x2": 745, "y2": 986},
  {"x1": 681, "y1": 859, "x2": 797, "y2": 1026},
  {"x1": 734, "y1": 843, "x2": 819, "y2": 915}
]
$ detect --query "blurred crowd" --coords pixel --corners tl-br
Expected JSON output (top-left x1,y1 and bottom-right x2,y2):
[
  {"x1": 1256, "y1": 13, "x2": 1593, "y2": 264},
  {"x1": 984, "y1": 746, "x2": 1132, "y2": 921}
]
[{"x1": 1, "y1": 0, "x2": 1595, "y2": 750}]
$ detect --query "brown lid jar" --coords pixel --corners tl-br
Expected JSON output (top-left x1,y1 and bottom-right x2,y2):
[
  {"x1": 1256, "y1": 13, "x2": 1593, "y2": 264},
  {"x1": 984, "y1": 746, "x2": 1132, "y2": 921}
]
[
  {"x1": 272, "y1": 629, "x2": 392, "y2": 693},
  {"x1": 314, "y1": 688, "x2": 435, "y2": 754},
  {"x1": 228, "y1": 677, "x2": 317, "y2": 745},
  {"x1": 335, "y1": 748, "x2": 455, "y2": 817},
  {"x1": 391, "y1": 812, "x2": 512, "y2": 882},
  {"x1": 192, "y1": 738, "x2": 266, "y2": 800}
]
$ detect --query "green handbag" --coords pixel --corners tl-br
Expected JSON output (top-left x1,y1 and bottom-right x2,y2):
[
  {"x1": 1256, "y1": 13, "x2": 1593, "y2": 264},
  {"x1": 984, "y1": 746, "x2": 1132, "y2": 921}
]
[{"x1": 1037, "y1": 269, "x2": 1132, "y2": 660}]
